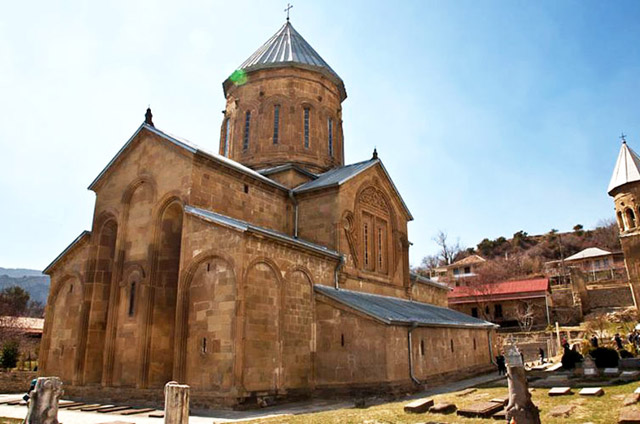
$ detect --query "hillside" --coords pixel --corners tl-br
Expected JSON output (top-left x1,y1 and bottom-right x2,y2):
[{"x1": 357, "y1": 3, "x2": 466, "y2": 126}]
[{"x1": 0, "y1": 267, "x2": 50, "y2": 305}]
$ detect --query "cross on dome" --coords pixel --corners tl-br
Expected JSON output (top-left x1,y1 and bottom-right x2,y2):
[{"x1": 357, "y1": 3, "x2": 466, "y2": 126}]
[{"x1": 284, "y1": 3, "x2": 293, "y2": 21}]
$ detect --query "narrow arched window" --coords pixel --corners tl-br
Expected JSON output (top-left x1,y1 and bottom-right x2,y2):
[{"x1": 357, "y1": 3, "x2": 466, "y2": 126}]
[
  {"x1": 364, "y1": 223, "x2": 369, "y2": 266},
  {"x1": 303, "y1": 108, "x2": 310, "y2": 148},
  {"x1": 328, "y1": 117, "x2": 333, "y2": 156},
  {"x1": 273, "y1": 105, "x2": 280, "y2": 144},
  {"x1": 420, "y1": 340, "x2": 425, "y2": 356},
  {"x1": 450, "y1": 339, "x2": 454, "y2": 353},
  {"x1": 627, "y1": 208, "x2": 636, "y2": 229},
  {"x1": 128, "y1": 282, "x2": 136, "y2": 317},
  {"x1": 223, "y1": 118, "x2": 230, "y2": 156},
  {"x1": 243, "y1": 111, "x2": 251, "y2": 150},
  {"x1": 618, "y1": 211, "x2": 625, "y2": 231},
  {"x1": 378, "y1": 227, "x2": 383, "y2": 269}
]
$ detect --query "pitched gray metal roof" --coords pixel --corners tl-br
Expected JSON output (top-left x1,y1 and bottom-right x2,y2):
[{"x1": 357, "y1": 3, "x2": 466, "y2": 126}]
[
  {"x1": 293, "y1": 159, "x2": 413, "y2": 220},
  {"x1": 230, "y1": 21, "x2": 346, "y2": 101},
  {"x1": 293, "y1": 159, "x2": 377, "y2": 193},
  {"x1": 185, "y1": 205, "x2": 342, "y2": 259},
  {"x1": 239, "y1": 21, "x2": 340, "y2": 80},
  {"x1": 410, "y1": 272, "x2": 452, "y2": 291},
  {"x1": 315, "y1": 285, "x2": 497, "y2": 329},
  {"x1": 88, "y1": 123, "x2": 289, "y2": 192},
  {"x1": 609, "y1": 141, "x2": 640, "y2": 194},
  {"x1": 258, "y1": 163, "x2": 318, "y2": 179}
]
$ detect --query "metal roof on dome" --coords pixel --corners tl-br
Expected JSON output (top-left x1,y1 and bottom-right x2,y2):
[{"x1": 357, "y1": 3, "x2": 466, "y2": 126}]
[
  {"x1": 238, "y1": 21, "x2": 341, "y2": 80},
  {"x1": 608, "y1": 141, "x2": 640, "y2": 194}
]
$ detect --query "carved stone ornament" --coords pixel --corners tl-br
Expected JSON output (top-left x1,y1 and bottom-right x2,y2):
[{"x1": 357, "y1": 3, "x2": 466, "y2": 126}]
[
  {"x1": 359, "y1": 187, "x2": 389, "y2": 213},
  {"x1": 342, "y1": 211, "x2": 359, "y2": 267}
]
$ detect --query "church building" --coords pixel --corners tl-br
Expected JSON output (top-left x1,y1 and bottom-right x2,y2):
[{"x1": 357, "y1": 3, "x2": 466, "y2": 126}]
[{"x1": 41, "y1": 20, "x2": 497, "y2": 407}]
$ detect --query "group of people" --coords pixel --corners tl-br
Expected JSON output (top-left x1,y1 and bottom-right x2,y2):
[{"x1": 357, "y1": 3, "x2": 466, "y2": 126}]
[{"x1": 590, "y1": 331, "x2": 640, "y2": 351}]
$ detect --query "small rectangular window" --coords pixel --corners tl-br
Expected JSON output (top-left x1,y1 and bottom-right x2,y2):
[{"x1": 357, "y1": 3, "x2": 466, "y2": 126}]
[
  {"x1": 471, "y1": 307, "x2": 478, "y2": 318},
  {"x1": 464, "y1": 266, "x2": 471, "y2": 274},
  {"x1": 243, "y1": 111, "x2": 251, "y2": 150},
  {"x1": 494, "y1": 304, "x2": 503, "y2": 319},
  {"x1": 328, "y1": 117, "x2": 333, "y2": 156},
  {"x1": 273, "y1": 105, "x2": 280, "y2": 144},
  {"x1": 303, "y1": 108, "x2": 310, "y2": 148}
]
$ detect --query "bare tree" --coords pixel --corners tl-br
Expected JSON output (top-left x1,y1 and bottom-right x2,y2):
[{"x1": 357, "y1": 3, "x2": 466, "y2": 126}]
[
  {"x1": 515, "y1": 302, "x2": 535, "y2": 332},
  {"x1": 433, "y1": 230, "x2": 463, "y2": 266}
]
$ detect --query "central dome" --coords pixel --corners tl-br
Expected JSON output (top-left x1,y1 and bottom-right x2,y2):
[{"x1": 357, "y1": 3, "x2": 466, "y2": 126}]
[{"x1": 219, "y1": 21, "x2": 348, "y2": 174}]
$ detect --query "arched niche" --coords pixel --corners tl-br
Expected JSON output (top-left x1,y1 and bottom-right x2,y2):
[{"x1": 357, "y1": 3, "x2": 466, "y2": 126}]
[
  {"x1": 242, "y1": 259, "x2": 281, "y2": 392},
  {"x1": 84, "y1": 217, "x2": 118, "y2": 384},
  {"x1": 147, "y1": 201, "x2": 184, "y2": 387},
  {"x1": 45, "y1": 276, "x2": 84, "y2": 383},
  {"x1": 282, "y1": 268, "x2": 314, "y2": 389},
  {"x1": 183, "y1": 256, "x2": 236, "y2": 390}
]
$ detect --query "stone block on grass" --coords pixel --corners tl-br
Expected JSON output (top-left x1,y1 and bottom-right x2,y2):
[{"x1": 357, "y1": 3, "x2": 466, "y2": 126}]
[
  {"x1": 455, "y1": 388, "x2": 477, "y2": 397},
  {"x1": 403, "y1": 398, "x2": 434, "y2": 413},
  {"x1": 548, "y1": 387, "x2": 572, "y2": 396},
  {"x1": 456, "y1": 401, "x2": 503, "y2": 418},
  {"x1": 579, "y1": 387, "x2": 604, "y2": 396},
  {"x1": 489, "y1": 396, "x2": 508, "y2": 406},
  {"x1": 549, "y1": 405, "x2": 574, "y2": 417},
  {"x1": 619, "y1": 408, "x2": 640, "y2": 424},
  {"x1": 624, "y1": 393, "x2": 640, "y2": 407},
  {"x1": 429, "y1": 402, "x2": 457, "y2": 414}
]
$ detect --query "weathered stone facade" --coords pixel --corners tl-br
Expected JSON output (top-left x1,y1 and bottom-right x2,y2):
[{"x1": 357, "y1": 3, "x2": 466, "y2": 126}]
[{"x1": 40, "y1": 21, "x2": 496, "y2": 407}]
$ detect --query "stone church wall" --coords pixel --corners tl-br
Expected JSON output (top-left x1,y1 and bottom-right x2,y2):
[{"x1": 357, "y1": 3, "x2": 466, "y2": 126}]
[
  {"x1": 179, "y1": 213, "x2": 336, "y2": 397},
  {"x1": 40, "y1": 237, "x2": 90, "y2": 385},
  {"x1": 411, "y1": 282, "x2": 448, "y2": 306},
  {"x1": 189, "y1": 156, "x2": 291, "y2": 234},
  {"x1": 315, "y1": 298, "x2": 495, "y2": 391}
]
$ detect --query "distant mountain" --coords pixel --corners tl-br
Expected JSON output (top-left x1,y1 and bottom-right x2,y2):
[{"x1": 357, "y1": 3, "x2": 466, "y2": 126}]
[
  {"x1": 0, "y1": 268, "x2": 50, "y2": 305},
  {"x1": 0, "y1": 268, "x2": 46, "y2": 278}
]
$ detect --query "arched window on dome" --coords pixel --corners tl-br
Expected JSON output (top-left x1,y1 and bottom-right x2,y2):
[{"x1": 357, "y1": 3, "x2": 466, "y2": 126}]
[
  {"x1": 303, "y1": 107, "x2": 310, "y2": 148},
  {"x1": 273, "y1": 105, "x2": 280, "y2": 144},
  {"x1": 617, "y1": 211, "x2": 625, "y2": 231},
  {"x1": 626, "y1": 208, "x2": 636, "y2": 229},
  {"x1": 328, "y1": 117, "x2": 334, "y2": 156},
  {"x1": 243, "y1": 111, "x2": 251, "y2": 151}
]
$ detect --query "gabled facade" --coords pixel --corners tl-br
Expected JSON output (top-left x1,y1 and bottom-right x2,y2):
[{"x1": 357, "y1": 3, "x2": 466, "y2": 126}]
[{"x1": 40, "y1": 21, "x2": 496, "y2": 407}]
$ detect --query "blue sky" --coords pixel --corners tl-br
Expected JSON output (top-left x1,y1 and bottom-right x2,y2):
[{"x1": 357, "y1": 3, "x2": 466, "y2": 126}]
[{"x1": 1, "y1": 0, "x2": 639, "y2": 270}]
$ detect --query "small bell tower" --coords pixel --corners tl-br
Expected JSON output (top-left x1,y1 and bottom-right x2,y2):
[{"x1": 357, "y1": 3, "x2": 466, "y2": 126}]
[{"x1": 608, "y1": 134, "x2": 640, "y2": 308}]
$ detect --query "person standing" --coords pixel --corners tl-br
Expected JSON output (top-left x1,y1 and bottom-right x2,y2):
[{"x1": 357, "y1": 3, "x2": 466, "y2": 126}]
[{"x1": 615, "y1": 333, "x2": 624, "y2": 350}]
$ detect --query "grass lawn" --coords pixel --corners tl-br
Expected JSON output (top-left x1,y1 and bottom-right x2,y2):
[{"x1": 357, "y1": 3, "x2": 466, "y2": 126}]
[{"x1": 250, "y1": 380, "x2": 640, "y2": 424}]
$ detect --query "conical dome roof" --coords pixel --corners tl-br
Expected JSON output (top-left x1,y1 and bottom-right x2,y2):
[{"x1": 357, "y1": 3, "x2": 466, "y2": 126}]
[
  {"x1": 608, "y1": 141, "x2": 640, "y2": 194},
  {"x1": 239, "y1": 21, "x2": 340, "y2": 78},
  {"x1": 228, "y1": 21, "x2": 346, "y2": 100}
]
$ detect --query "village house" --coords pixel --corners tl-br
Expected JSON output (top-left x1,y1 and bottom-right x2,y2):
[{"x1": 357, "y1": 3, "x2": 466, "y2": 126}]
[
  {"x1": 544, "y1": 247, "x2": 626, "y2": 286},
  {"x1": 448, "y1": 278, "x2": 552, "y2": 330},
  {"x1": 39, "y1": 20, "x2": 497, "y2": 407},
  {"x1": 430, "y1": 254, "x2": 486, "y2": 287}
]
